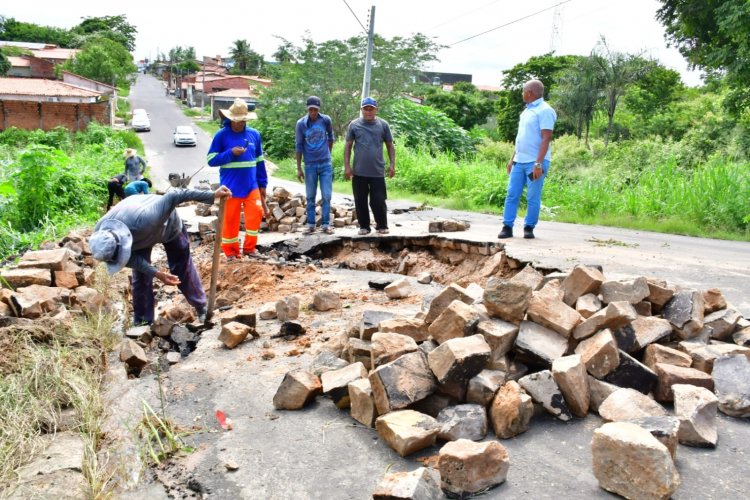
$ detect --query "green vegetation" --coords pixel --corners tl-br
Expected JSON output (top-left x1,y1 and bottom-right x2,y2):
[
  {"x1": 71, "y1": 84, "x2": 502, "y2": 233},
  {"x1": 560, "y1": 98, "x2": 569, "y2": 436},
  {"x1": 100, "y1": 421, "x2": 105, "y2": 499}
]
[
  {"x1": 0, "y1": 270, "x2": 119, "y2": 494},
  {"x1": 0, "y1": 124, "x2": 140, "y2": 260}
]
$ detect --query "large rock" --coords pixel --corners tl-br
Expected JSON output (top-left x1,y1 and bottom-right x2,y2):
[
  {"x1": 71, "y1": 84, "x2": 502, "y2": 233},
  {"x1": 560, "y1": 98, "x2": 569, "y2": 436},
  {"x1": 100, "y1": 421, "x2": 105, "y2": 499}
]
[
  {"x1": 218, "y1": 321, "x2": 251, "y2": 349},
  {"x1": 647, "y1": 279, "x2": 675, "y2": 310},
  {"x1": 12, "y1": 285, "x2": 68, "y2": 318},
  {"x1": 119, "y1": 339, "x2": 147, "y2": 369},
  {"x1": 598, "y1": 388, "x2": 668, "y2": 421},
  {"x1": 313, "y1": 291, "x2": 340, "y2": 312},
  {"x1": 673, "y1": 384, "x2": 718, "y2": 447},
  {"x1": 424, "y1": 284, "x2": 474, "y2": 324},
  {"x1": 378, "y1": 317, "x2": 429, "y2": 342},
  {"x1": 489, "y1": 381, "x2": 533, "y2": 438},
  {"x1": 711, "y1": 354, "x2": 750, "y2": 418},
  {"x1": 276, "y1": 295, "x2": 300, "y2": 321},
  {"x1": 552, "y1": 354, "x2": 590, "y2": 417},
  {"x1": 220, "y1": 308, "x2": 257, "y2": 328},
  {"x1": 662, "y1": 289, "x2": 705, "y2": 339},
  {"x1": 375, "y1": 410, "x2": 440, "y2": 457},
  {"x1": 482, "y1": 278, "x2": 531, "y2": 323},
  {"x1": 513, "y1": 320, "x2": 569, "y2": 369},
  {"x1": 272, "y1": 370, "x2": 322, "y2": 410},
  {"x1": 509, "y1": 265, "x2": 544, "y2": 291},
  {"x1": 653, "y1": 363, "x2": 714, "y2": 403},
  {"x1": 704, "y1": 308, "x2": 741, "y2": 340},
  {"x1": 576, "y1": 293, "x2": 602, "y2": 319},
  {"x1": 689, "y1": 343, "x2": 750, "y2": 373},
  {"x1": 643, "y1": 343, "x2": 692, "y2": 371},
  {"x1": 371, "y1": 332, "x2": 419, "y2": 368},
  {"x1": 591, "y1": 422, "x2": 680, "y2": 500},
  {"x1": 519, "y1": 370, "x2": 572, "y2": 421},
  {"x1": 346, "y1": 338, "x2": 372, "y2": 369},
  {"x1": 436, "y1": 404, "x2": 488, "y2": 441},
  {"x1": 526, "y1": 286, "x2": 581, "y2": 338},
  {"x1": 702, "y1": 287, "x2": 727, "y2": 314},
  {"x1": 370, "y1": 351, "x2": 438, "y2": 414},
  {"x1": 626, "y1": 415, "x2": 680, "y2": 459},
  {"x1": 573, "y1": 301, "x2": 637, "y2": 341},
  {"x1": 575, "y1": 329, "x2": 620, "y2": 378},
  {"x1": 467, "y1": 369, "x2": 507, "y2": 407},
  {"x1": 372, "y1": 467, "x2": 443, "y2": 500},
  {"x1": 308, "y1": 351, "x2": 349, "y2": 377},
  {"x1": 361, "y1": 310, "x2": 396, "y2": 340},
  {"x1": 18, "y1": 248, "x2": 72, "y2": 270},
  {"x1": 349, "y1": 378, "x2": 378, "y2": 427},
  {"x1": 1, "y1": 268, "x2": 52, "y2": 288},
  {"x1": 439, "y1": 439, "x2": 509, "y2": 495},
  {"x1": 613, "y1": 316, "x2": 673, "y2": 353},
  {"x1": 477, "y1": 319, "x2": 518, "y2": 369},
  {"x1": 427, "y1": 335, "x2": 491, "y2": 385},
  {"x1": 734, "y1": 326, "x2": 750, "y2": 347},
  {"x1": 561, "y1": 265, "x2": 605, "y2": 306},
  {"x1": 385, "y1": 277, "x2": 413, "y2": 299},
  {"x1": 604, "y1": 350, "x2": 658, "y2": 395},
  {"x1": 321, "y1": 362, "x2": 367, "y2": 408},
  {"x1": 427, "y1": 300, "x2": 482, "y2": 344},
  {"x1": 599, "y1": 277, "x2": 650, "y2": 304},
  {"x1": 588, "y1": 376, "x2": 620, "y2": 413}
]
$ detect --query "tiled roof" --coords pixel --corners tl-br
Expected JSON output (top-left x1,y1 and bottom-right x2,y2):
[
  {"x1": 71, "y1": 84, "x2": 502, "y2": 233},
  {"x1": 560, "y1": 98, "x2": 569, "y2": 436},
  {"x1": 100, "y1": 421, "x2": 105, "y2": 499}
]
[
  {"x1": 30, "y1": 48, "x2": 79, "y2": 61},
  {"x1": 0, "y1": 78, "x2": 103, "y2": 98},
  {"x1": 8, "y1": 56, "x2": 31, "y2": 67},
  {"x1": 209, "y1": 88, "x2": 258, "y2": 98}
]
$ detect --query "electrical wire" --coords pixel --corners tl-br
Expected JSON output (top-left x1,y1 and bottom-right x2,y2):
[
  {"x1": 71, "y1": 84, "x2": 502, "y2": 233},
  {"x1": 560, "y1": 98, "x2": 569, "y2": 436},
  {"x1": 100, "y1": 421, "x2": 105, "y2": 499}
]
[
  {"x1": 342, "y1": 0, "x2": 368, "y2": 34},
  {"x1": 448, "y1": 0, "x2": 572, "y2": 47},
  {"x1": 429, "y1": 0, "x2": 503, "y2": 31}
]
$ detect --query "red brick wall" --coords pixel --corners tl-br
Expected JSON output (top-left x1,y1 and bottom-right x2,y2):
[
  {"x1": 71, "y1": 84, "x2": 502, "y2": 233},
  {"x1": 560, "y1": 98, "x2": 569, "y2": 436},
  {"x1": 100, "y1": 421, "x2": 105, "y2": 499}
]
[
  {"x1": 28, "y1": 57, "x2": 55, "y2": 79},
  {"x1": 205, "y1": 77, "x2": 250, "y2": 94},
  {"x1": 0, "y1": 100, "x2": 110, "y2": 131}
]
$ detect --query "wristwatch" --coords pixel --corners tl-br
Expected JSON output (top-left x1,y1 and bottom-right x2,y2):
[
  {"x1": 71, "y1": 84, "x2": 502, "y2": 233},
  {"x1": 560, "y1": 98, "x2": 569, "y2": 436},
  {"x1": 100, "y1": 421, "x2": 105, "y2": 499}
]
[{"x1": 533, "y1": 162, "x2": 542, "y2": 168}]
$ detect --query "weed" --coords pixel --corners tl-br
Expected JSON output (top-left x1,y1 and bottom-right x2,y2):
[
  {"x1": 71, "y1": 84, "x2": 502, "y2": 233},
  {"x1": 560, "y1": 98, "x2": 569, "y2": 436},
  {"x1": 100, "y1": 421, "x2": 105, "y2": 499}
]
[{"x1": 585, "y1": 237, "x2": 639, "y2": 248}]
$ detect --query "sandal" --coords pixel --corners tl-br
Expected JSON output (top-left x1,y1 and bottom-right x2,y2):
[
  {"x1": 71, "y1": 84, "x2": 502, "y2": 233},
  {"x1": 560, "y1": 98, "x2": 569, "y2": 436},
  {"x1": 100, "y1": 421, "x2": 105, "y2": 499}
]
[
  {"x1": 322, "y1": 227, "x2": 334, "y2": 235},
  {"x1": 303, "y1": 226, "x2": 316, "y2": 235},
  {"x1": 376, "y1": 228, "x2": 390, "y2": 235},
  {"x1": 357, "y1": 228, "x2": 371, "y2": 235}
]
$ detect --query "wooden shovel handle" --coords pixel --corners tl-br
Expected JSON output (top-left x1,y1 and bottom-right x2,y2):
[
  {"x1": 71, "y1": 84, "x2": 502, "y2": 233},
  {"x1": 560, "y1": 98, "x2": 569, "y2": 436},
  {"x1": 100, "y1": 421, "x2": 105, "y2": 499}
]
[{"x1": 207, "y1": 197, "x2": 226, "y2": 319}]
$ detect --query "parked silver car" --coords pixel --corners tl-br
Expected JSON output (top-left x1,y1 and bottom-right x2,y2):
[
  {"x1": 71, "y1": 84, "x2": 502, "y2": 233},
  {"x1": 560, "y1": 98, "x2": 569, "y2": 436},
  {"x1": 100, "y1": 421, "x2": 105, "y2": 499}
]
[
  {"x1": 173, "y1": 126, "x2": 197, "y2": 147},
  {"x1": 131, "y1": 109, "x2": 151, "y2": 132}
]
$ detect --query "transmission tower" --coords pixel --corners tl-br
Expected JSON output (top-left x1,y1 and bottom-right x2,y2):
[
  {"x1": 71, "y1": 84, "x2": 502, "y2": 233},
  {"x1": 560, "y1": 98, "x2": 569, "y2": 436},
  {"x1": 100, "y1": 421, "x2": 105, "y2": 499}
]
[{"x1": 549, "y1": 5, "x2": 563, "y2": 54}]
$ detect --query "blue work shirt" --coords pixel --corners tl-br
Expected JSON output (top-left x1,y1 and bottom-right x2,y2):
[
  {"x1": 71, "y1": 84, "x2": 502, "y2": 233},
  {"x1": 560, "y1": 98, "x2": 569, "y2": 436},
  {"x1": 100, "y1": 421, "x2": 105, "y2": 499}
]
[
  {"x1": 513, "y1": 97, "x2": 557, "y2": 163},
  {"x1": 295, "y1": 113, "x2": 334, "y2": 165}
]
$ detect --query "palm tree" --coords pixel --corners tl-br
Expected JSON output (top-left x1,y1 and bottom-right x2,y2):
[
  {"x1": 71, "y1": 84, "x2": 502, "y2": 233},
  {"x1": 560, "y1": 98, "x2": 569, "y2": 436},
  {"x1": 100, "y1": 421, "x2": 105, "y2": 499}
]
[{"x1": 229, "y1": 39, "x2": 252, "y2": 73}]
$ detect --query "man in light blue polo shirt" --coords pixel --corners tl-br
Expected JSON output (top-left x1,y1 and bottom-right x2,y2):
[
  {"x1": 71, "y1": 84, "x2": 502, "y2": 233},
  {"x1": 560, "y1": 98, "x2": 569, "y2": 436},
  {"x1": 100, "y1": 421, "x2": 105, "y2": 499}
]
[
  {"x1": 296, "y1": 96, "x2": 335, "y2": 234},
  {"x1": 499, "y1": 79, "x2": 557, "y2": 239}
]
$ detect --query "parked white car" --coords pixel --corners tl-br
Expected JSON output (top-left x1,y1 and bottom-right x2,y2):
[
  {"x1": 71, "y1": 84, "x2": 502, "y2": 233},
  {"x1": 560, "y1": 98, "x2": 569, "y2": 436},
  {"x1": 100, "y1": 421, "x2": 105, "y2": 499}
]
[
  {"x1": 131, "y1": 110, "x2": 151, "y2": 132},
  {"x1": 173, "y1": 126, "x2": 197, "y2": 147}
]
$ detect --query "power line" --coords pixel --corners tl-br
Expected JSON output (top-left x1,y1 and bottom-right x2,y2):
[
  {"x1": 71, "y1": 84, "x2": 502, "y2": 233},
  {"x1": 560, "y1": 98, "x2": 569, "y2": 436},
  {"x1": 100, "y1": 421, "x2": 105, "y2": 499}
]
[
  {"x1": 342, "y1": 0, "x2": 368, "y2": 34},
  {"x1": 448, "y1": 0, "x2": 573, "y2": 47},
  {"x1": 429, "y1": 0, "x2": 503, "y2": 31}
]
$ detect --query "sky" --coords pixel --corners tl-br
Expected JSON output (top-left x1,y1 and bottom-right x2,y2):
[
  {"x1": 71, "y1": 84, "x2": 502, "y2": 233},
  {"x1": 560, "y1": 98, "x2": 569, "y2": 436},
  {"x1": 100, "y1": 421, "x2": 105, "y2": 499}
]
[{"x1": 1, "y1": 0, "x2": 703, "y2": 87}]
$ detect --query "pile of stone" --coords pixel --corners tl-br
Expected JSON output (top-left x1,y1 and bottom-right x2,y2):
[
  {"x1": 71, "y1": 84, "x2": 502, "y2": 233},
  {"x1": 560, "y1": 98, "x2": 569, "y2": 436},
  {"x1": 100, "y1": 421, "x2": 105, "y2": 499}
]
[
  {"x1": 273, "y1": 264, "x2": 750, "y2": 498},
  {"x1": 194, "y1": 186, "x2": 359, "y2": 235},
  {"x1": 0, "y1": 234, "x2": 110, "y2": 324}
]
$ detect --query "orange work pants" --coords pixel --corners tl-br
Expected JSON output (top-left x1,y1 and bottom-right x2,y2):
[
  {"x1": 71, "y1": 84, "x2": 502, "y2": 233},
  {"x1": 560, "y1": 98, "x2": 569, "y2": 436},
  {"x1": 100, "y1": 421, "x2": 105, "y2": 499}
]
[{"x1": 221, "y1": 189, "x2": 262, "y2": 257}]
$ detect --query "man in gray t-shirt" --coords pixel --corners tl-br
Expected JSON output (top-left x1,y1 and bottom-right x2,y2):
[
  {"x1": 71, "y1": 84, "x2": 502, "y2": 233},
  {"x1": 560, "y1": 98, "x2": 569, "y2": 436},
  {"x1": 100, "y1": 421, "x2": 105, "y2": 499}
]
[{"x1": 344, "y1": 97, "x2": 396, "y2": 235}]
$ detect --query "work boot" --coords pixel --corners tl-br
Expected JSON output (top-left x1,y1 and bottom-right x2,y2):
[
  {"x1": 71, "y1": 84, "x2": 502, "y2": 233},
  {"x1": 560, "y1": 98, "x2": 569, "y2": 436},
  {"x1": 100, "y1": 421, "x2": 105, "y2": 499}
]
[
  {"x1": 196, "y1": 306, "x2": 207, "y2": 323},
  {"x1": 523, "y1": 226, "x2": 535, "y2": 239},
  {"x1": 498, "y1": 225, "x2": 513, "y2": 239}
]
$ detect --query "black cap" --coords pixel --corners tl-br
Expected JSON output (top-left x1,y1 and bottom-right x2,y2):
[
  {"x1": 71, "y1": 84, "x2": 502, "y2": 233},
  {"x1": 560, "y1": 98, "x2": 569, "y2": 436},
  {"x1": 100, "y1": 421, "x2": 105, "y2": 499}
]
[{"x1": 306, "y1": 96, "x2": 321, "y2": 109}]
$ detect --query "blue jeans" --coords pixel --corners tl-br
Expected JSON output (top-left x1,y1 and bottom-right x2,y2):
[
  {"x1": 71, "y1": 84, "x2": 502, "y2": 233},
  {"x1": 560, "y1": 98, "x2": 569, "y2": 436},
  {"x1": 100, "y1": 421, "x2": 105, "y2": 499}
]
[
  {"x1": 304, "y1": 161, "x2": 333, "y2": 228},
  {"x1": 502, "y1": 160, "x2": 549, "y2": 229}
]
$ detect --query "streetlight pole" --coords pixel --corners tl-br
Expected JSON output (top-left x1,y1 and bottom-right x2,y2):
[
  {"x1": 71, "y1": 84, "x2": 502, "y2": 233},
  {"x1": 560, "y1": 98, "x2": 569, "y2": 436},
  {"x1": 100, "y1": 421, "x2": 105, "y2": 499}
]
[
  {"x1": 361, "y1": 6, "x2": 375, "y2": 102},
  {"x1": 200, "y1": 57, "x2": 205, "y2": 117}
]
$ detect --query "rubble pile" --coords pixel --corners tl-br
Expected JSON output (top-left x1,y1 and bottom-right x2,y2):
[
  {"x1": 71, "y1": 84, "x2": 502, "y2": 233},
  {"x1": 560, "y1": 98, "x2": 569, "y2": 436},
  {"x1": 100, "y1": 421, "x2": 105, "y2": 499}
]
[
  {"x1": 0, "y1": 234, "x2": 111, "y2": 325},
  {"x1": 194, "y1": 186, "x2": 359, "y2": 236},
  {"x1": 272, "y1": 264, "x2": 750, "y2": 498}
]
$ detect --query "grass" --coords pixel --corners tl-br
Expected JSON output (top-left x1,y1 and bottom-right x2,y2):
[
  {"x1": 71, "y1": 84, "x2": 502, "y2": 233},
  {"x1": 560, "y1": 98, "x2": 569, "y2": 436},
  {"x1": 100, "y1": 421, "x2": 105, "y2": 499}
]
[
  {"x1": 195, "y1": 121, "x2": 220, "y2": 136},
  {"x1": 0, "y1": 267, "x2": 120, "y2": 496}
]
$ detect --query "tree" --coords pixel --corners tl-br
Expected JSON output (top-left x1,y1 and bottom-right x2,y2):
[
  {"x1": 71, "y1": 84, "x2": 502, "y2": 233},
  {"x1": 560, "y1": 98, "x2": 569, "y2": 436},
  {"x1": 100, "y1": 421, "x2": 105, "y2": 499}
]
[
  {"x1": 0, "y1": 16, "x2": 72, "y2": 47},
  {"x1": 590, "y1": 38, "x2": 649, "y2": 147},
  {"x1": 552, "y1": 56, "x2": 602, "y2": 145},
  {"x1": 255, "y1": 33, "x2": 440, "y2": 158},
  {"x1": 272, "y1": 38, "x2": 295, "y2": 63},
  {"x1": 623, "y1": 61, "x2": 684, "y2": 118},
  {"x1": 70, "y1": 15, "x2": 137, "y2": 52},
  {"x1": 0, "y1": 52, "x2": 10, "y2": 76},
  {"x1": 656, "y1": 0, "x2": 750, "y2": 113},
  {"x1": 422, "y1": 82, "x2": 495, "y2": 130},
  {"x1": 63, "y1": 37, "x2": 137, "y2": 87},
  {"x1": 229, "y1": 39, "x2": 263, "y2": 75}
]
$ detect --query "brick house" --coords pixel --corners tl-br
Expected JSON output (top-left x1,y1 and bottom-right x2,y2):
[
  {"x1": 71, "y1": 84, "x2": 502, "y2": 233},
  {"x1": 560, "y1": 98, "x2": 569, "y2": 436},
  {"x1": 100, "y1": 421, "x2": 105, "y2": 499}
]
[
  {"x1": 0, "y1": 78, "x2": 111, "y2": 131},
  {"x1": 208, "y1": 88, "x2": 258, "y2": 121},
  {"x1": 6, "y1": 56, "x2": 56, "y2": 79}
]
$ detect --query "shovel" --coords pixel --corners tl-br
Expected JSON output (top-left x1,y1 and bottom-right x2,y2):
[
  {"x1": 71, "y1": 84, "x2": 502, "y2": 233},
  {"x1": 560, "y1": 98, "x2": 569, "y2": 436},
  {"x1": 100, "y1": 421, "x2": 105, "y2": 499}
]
[{"x1": 207, "y1": 197, "x2": 226, "y2": 320}]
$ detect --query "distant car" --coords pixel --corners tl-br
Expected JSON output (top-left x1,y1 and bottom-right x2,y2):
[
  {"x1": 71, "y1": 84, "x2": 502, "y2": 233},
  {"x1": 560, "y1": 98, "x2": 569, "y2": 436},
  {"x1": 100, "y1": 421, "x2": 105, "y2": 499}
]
[
  {"x1": 131, "y1": 110, "x2": 151, "y2": 132},
  {"x1": 173, "y1": 126, "x2": 197, "y2": 147}
]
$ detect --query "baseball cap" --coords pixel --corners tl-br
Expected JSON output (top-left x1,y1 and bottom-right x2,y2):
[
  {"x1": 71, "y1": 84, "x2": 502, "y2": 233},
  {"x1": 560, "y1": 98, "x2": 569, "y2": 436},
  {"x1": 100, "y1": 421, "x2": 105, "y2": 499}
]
[
  {"x1": 306, "y1": 96, "x2": 321, "y2": 109},
  {"x1": 361, "y1": 97, "x2": 378, "y2": 108}
]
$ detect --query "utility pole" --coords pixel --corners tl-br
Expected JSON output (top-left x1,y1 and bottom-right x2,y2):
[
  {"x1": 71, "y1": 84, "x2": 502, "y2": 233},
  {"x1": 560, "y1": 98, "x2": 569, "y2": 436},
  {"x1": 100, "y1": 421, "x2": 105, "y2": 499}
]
[
  {"x1": 361, "y1": 6, "x2": 376, "y2": 103},
  {"x1": 200, "y1": 57, "x2": 205, "y2": 117}
]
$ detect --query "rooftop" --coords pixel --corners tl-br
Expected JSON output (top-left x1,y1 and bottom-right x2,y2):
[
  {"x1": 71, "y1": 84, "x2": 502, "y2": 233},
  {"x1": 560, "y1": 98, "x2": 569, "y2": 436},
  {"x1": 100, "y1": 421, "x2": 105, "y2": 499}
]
[{"x1": 0, "y1": 78, "x2": 103, "y2": 98}]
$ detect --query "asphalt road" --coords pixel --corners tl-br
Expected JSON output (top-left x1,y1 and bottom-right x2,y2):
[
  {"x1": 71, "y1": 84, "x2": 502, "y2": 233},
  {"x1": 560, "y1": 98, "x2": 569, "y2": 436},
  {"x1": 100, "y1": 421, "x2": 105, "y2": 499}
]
[{"x1": 120, "y1": 74, "x2": 750, "y2": 499}]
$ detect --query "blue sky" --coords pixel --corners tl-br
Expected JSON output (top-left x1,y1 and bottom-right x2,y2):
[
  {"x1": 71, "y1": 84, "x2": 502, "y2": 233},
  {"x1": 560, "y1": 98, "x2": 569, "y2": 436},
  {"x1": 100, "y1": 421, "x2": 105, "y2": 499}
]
[{"x1": 3, "y1": 0, "x2": 703, "y2": 87}]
